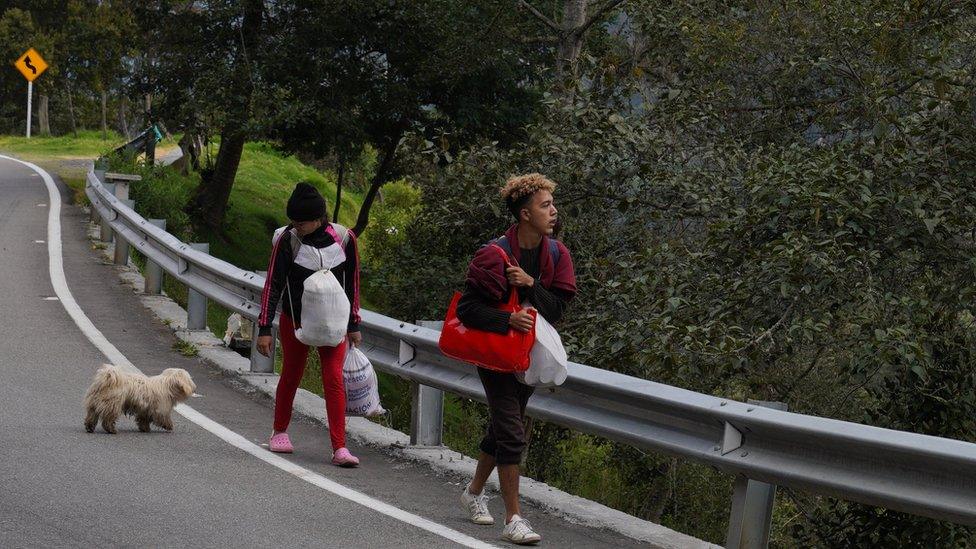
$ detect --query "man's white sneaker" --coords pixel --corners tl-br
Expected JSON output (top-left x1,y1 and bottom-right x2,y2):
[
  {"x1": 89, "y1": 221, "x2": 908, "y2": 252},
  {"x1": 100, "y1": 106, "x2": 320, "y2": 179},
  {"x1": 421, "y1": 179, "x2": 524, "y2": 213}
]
[
  {"x1": 460, "y1": 484, "x2": 494, "y2": 525},
  {"x1": 502, "y1": 515, "x2": 541, "y2": 545}
]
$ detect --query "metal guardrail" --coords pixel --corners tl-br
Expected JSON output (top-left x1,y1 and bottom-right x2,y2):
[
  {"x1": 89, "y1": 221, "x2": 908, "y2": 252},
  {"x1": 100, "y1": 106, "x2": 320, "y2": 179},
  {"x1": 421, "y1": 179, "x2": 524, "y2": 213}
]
[
  {"x1": 86, "y1": 167, "x2": 976, "y2": 547},
  {"x1": 103, "y1": 124, "x2": 162, "y2": 162}
]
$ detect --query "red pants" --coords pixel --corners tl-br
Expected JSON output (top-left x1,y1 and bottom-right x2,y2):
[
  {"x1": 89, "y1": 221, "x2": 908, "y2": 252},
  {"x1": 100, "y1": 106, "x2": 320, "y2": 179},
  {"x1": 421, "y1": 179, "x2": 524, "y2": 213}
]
[{"x1": 274, "y1": 314, "x2": 347, "y2": 450}]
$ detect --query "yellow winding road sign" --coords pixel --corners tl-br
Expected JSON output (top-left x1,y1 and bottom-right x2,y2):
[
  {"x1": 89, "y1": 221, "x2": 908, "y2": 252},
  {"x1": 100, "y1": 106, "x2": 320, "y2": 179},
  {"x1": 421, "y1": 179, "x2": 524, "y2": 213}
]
[{"x1": 14, "y1": 48, "x2": 48, "y2": 82}]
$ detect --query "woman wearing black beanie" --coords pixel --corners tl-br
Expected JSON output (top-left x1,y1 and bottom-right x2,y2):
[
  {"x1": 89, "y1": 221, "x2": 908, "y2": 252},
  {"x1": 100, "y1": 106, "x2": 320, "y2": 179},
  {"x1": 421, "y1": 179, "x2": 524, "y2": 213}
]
[{"x1": 256, "y1": 182, "x2": 363, "y2": 467}]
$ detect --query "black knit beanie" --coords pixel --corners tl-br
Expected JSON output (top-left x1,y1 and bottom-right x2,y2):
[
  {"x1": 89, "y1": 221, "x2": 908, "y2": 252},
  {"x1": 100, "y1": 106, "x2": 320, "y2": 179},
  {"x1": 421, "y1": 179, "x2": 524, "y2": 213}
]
[{"x1": 286, "y1": 182, "x2": 327, "y2": 222}]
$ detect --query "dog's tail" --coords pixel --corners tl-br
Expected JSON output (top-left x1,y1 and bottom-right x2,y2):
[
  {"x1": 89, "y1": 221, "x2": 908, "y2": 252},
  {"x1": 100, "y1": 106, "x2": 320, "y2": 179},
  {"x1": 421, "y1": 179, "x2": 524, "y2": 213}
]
[{"x1": 85, "y1": 364, "x2": 123, "y2": 398}]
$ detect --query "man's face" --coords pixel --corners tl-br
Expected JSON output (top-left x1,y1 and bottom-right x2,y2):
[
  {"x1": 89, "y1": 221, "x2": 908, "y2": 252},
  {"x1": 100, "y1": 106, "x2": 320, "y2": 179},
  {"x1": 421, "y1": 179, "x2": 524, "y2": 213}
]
[
  {"x1": 521, "y1": 190, "x2": 557, "y2": 235},
  {"x1": 292, "y1": 218, "x2": 323, "y2": 236}
]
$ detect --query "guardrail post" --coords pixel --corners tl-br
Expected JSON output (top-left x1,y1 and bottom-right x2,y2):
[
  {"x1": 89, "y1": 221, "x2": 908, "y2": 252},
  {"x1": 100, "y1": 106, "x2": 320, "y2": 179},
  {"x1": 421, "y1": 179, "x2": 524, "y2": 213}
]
[
  {"x1": 99, "y1": 183, "x2": 116, "y2": 242},
  {"x1": 249, "y1": 270, "x2": 276, "y2": 374},
  {"x1": 111, "y1": 180, "x2": 129, "y2": 201},
  {"x1": 90, "y1": 169, "x2": 106, "y2": 223},
  {"x1": 186, "y1": 242, "x2": 209, "y2": 330},
  {"x1": 113, "y1": 199, "x2": 135, "y2": 265},
  {"x1": 726, "y1": 400, "x2": 788, "y2": 549},
  {"x1": 409, "y1": 320, "x2": 445, "y2": 446},
  {"x1": 146, "y1": 132, "x2": 156, "y2": 165},
  {"x1": 144, "y1": 219, "x2": 166, "y2": 294}
]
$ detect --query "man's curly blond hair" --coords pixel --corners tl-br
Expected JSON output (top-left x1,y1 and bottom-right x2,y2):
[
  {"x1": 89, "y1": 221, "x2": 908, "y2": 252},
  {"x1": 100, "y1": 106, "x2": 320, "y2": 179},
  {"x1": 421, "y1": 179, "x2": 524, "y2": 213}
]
[{"x1": 500, "y1": 173, "x2": 556, "y2": 218}]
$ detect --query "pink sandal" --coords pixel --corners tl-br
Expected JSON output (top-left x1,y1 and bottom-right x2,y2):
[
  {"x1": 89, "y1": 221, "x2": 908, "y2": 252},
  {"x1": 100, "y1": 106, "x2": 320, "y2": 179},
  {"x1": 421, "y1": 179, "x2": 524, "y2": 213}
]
[
  {"x1": 332, "y1": 447, "x2": 360, "y2": 467},
  {"x1": 269, "y1": 433, "x2": 294, "y2": 453}
]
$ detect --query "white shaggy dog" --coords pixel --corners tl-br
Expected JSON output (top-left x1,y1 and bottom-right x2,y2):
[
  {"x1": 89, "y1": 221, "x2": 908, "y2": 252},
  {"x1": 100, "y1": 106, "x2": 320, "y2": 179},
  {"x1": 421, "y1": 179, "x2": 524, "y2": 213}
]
[{"x1": 83, "y1": 364, "x2": 196, "y2": 434}]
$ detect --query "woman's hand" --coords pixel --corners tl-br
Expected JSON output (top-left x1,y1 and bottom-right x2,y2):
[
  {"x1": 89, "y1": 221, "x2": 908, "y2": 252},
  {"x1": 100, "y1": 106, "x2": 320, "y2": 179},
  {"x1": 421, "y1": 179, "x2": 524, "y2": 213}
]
[
  {"x1": 257, "y1": 335, "x2": 274, "y2": 357},
  {"x1": 348, "y1": 332, "x2": 363, "y2": 347}
]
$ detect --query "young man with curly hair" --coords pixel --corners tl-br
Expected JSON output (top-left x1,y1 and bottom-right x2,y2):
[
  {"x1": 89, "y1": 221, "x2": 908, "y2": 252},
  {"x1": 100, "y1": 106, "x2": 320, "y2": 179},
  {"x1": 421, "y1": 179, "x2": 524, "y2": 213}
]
[{"x1": 456, "y1": 173, "x2": 577, "y2": 545}]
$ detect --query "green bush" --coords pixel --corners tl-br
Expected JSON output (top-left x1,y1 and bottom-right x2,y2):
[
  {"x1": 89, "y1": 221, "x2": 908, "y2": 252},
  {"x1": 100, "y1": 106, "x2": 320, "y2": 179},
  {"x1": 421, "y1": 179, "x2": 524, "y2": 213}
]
[{"x1": 359, "y1": 180, "x2": 422, "y2": 310}]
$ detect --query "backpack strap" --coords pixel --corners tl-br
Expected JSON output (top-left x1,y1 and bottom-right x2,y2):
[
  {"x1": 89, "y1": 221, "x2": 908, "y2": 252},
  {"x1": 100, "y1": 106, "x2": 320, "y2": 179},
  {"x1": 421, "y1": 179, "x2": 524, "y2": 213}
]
[
  {"x1": 288, "y1": 229, "x2": 301, "y2": 258},
  {"x1": 493, "y1": 236, "x2": 512, "y2": 256},
  {"x1": 330, "y1": 222, "x2": 350, "y2": 248},
  {"x1": 494, "y1": 235, "x2": 560, "y2": 266},
  {"x1": 284, "y1": 223, "x2": 349, "y2": 258}
]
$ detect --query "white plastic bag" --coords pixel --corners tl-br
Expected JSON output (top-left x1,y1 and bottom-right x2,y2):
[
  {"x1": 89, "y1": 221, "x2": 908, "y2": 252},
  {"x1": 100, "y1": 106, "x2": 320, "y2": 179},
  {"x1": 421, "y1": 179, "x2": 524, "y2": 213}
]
[
  {"x1": 294, "y1": 269, "x2": 349, "y2": 347},
  {"x1": 343, "y1": 346, "x2": 385, "y2": 417},
  {"x1": 517, "y1": 303, "x2": 568, "y2": 387}
]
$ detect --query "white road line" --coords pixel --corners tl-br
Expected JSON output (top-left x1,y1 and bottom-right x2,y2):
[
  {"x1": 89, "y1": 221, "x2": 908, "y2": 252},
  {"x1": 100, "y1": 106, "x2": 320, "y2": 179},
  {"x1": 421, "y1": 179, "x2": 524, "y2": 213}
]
[{"x1": 2, "y1": 154, "x2": 498, "y2": 549}]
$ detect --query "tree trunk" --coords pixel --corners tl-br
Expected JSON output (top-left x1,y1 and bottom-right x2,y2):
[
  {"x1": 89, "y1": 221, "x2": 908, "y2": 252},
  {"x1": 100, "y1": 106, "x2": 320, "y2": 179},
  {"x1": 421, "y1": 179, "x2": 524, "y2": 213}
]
[
  {"x1": 145, "y1": 128, "x2": 156, "y2": 166},
  {"x1": 171, "y1": 128, "x2": 196, "y2": 175},
  {"x1": 333, "y1": 155, "x2": 345, "y2": 223},
  {"x1": 191, "y1": 134, "x2": 204, "y2": 171},
  {"x1": 520, "y1": 0, "x2": 627, "y2": 93},
  {"x1": 184, "y1": 0, "x2": 262, "y2": 232},
  {"x1": 188, "y1": 128, "x2": 245, "y2": 232},
  {"x1": 100, "y1": 90, "x2": 108, "y2": 140},
  {"x1": 178, "y1": 124, "x2": 207, "y2": 173},
  {"x1": 353, "y1": 136, "x2": 399, "y2": 236},
  {"x1": 37, "y1": 94, "x2": 50, "y2": 136},
  {"x1": 645, "y1": 459, "x2": 675, "y2": 523},
  {"x1": 556, "y1": 0, "x2": 587, "y2": 85},
  {"x1": 118, "y1": 95, "x2": 130, "y2": 138},
  {"x1": 65, "y1": 85, "x2": 78, "y2": 137}
]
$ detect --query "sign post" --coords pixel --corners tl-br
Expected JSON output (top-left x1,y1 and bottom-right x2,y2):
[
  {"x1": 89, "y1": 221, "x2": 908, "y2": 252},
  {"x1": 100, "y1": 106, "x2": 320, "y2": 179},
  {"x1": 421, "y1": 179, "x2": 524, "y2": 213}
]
[
  {"x1": 13, "y1": 48, "x2": 49, "y2": 139},
  {"x1": 26, "y1": 81, "x2": 32, "y2": 138}
]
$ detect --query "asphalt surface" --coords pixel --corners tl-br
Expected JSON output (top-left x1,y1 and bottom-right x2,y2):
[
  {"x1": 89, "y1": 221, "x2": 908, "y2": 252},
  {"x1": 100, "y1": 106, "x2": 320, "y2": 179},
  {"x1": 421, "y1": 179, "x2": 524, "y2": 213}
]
[{"x1": 0, "y1": 156, "x2": 648, "y2": 548}]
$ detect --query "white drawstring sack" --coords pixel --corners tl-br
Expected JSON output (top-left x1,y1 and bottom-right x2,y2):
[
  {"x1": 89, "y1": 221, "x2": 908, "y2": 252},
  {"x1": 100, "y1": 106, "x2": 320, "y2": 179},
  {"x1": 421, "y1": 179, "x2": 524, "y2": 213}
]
[
  {"x1": 291, "y1": 269, "x2": 349, "y2": 347},
  {"x1": 277, "y1": 225, "x2": 350, "y2": 348},
  {"x1": 343, "y1": 345, "x2": 385, "y2": 416},
  {"x1": 516, "y1": 303, "x2": 568, "y2": 387}
]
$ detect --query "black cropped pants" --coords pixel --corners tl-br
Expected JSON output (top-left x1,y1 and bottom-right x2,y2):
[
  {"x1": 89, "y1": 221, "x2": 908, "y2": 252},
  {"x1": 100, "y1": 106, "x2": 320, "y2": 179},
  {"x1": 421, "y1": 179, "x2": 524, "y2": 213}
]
[{"x1": 477, "y1": 367, "x2": 535, "y2": 465}]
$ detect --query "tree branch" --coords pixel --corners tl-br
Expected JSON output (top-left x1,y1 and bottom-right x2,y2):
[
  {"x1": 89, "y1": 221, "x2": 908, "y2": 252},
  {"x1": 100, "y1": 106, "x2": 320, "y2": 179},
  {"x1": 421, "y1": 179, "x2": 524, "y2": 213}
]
[
  {"x1": 777, "y1": 344, "x2": 826, "y2": 401},
  {"x1": 696, "y1": 297, "x2": 800, "y2": 357},
  {"x1": 577, "y1": 0, "x2": 627, "y2": 37},
  {"x1": 507, "y1": 34, "x2": 559, "y2": 45},
  {"x1": 517, "y1": 0, "x2": 562, "y2": 35}
]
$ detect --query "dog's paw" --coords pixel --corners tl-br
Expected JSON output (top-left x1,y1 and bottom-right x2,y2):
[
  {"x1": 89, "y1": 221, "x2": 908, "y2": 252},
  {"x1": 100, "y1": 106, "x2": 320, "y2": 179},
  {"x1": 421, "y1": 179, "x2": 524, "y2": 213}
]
[{"x1": 84, "y1": 423, "x2": 95, "y2": 433}]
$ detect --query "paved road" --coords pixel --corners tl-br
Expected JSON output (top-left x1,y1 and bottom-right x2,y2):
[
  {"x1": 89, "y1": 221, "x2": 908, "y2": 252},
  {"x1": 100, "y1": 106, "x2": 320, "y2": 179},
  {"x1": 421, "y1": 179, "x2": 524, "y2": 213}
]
[{"x1": 0, "y1": 156, "x2": 648, "y2": 548}]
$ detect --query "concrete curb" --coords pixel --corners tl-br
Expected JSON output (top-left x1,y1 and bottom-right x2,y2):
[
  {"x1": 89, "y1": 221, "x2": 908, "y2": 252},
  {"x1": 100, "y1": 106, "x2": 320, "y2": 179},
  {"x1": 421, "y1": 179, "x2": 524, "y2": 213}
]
[{"x1": 85, "y1": 217, "x2": 719, "y2": 549}]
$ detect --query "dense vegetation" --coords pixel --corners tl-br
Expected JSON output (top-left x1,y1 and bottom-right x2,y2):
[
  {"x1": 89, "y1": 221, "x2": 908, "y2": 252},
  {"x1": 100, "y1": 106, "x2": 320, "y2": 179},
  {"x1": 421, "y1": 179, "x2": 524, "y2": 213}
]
[{"x1": 4, "y1": 1, "x2": 976, "y2": 545}]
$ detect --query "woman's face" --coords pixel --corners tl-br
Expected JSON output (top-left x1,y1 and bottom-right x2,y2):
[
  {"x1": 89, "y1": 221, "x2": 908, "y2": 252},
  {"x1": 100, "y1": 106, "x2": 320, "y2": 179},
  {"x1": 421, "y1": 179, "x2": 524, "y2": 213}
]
[{"x1": 292, "y1": 218, "x2": 323, "y2": 236}]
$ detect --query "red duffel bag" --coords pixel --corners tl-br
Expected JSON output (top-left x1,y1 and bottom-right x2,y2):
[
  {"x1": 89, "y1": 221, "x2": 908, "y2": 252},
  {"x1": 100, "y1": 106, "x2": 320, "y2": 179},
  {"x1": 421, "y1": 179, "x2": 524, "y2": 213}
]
[{"x1": 438, "y1": 246, "x2": 536, "y2": 372}]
